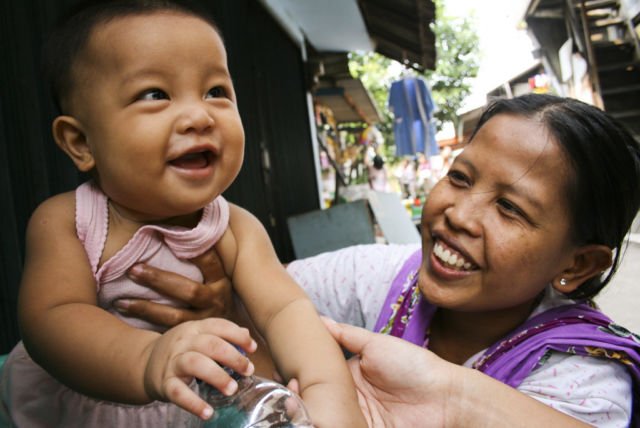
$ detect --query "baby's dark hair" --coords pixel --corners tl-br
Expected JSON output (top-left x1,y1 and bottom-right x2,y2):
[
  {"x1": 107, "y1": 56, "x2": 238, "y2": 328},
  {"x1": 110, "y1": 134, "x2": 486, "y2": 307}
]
[
  {"x1": 470, "y1": 94, "x2": 640, "y2": 299},
  {"x1": 43, "y1": 0, "x2": 221, "y2": 114}
]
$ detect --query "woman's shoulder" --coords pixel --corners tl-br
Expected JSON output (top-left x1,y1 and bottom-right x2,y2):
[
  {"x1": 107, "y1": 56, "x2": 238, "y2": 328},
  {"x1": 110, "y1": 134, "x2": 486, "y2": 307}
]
[
  {"x1": 287, "y1": 243, "x2": 420, "y2": 275},
  {"x1": 286, "y1": 244, "x2": 421, "y2": 329},
  {"x1": 519, "y1": 352, "x2": 632, "y2": 427},
  {"x1": 512, "y1": 292, "x2": 636, "y2": 426}
]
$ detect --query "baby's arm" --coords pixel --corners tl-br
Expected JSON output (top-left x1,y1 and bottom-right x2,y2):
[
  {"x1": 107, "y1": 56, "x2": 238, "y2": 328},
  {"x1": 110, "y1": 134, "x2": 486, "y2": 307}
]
[
  {"x1": 216, "y1": 204, "x2": 366, "y2": 427},
  {"x1": 18, "y1": 193, "x2": 254, "y2": 418}
]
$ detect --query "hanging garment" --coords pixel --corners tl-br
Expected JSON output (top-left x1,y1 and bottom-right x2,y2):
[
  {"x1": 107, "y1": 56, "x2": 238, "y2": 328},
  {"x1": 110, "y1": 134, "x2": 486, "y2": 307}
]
[{"x1": 388, "y1": 77, "x2": 438, "y2": 157}]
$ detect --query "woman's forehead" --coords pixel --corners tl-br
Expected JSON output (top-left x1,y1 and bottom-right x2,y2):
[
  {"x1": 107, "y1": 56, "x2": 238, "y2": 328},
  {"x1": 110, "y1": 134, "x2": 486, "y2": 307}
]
[
  {"x1": 461, "y1": 114, "x2": 571, "y2": 202},
  {"x1": 467, "y1": 114, "x2": 559, "y2": 162}
]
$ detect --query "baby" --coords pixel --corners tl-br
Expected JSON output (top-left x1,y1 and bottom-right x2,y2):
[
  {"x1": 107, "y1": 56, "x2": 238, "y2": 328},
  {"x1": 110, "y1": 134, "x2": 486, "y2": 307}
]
[{"x1": 0, "y1": 1, "x2": 365, "y2": 427}]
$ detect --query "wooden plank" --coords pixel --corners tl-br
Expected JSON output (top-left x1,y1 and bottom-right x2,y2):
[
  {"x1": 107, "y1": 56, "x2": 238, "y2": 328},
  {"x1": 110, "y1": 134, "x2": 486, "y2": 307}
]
[{"x1": 367, "y1": 191, "x2": 421, "y2": 244}]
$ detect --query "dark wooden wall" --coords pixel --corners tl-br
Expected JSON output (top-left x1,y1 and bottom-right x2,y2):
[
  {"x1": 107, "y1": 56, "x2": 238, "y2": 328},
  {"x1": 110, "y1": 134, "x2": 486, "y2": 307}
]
[{"x1": 0, "y1": 0, "x2": 320, "y2": 353}]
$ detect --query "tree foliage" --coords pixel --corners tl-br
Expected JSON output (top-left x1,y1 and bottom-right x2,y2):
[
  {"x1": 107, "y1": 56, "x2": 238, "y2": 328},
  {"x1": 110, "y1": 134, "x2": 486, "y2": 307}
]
[
  {"x1": 426, "y1": 0, "x2": 480, "y2": 131},
  {"x1": 347, "y1": 51, "x2": 397, "y2": 158}
]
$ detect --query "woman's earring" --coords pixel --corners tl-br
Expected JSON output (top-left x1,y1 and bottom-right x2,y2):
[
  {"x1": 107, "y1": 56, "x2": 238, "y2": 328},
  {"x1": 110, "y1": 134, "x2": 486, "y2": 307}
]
[{"x1": 560, "y1": 278, "x2": 567, "y2": 286}]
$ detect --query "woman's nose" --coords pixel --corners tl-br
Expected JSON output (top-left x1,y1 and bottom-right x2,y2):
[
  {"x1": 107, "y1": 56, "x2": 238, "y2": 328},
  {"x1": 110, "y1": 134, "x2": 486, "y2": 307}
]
[
  {"x1": 444, "y1": 194, "x2": 483, "y2": 237},
  {"x1": 176, "y1": 101, "x2": 215, "y2": 134}
]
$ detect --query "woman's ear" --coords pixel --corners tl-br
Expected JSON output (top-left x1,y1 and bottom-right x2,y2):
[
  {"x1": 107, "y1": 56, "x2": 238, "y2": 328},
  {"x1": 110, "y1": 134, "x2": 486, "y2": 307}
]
[
  {"x1": 52, "y1": 115, "x2": 95, "y2": 172},
  {"x1": 553, "y1": 244, "x2": 613, "y2": 293}
]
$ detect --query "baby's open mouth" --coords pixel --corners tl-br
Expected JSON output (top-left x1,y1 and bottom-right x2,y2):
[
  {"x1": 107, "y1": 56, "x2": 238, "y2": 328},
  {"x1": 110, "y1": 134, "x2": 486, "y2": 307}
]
[{"x1": 169, "y1": 151, "x2": 213, "y2": 169}]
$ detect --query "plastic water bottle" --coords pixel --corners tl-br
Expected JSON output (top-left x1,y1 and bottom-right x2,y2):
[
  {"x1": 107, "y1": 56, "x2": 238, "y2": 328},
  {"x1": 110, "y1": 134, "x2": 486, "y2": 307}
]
[{"x1": 174, "y1": 373, "x2": 313, "y2": 427}]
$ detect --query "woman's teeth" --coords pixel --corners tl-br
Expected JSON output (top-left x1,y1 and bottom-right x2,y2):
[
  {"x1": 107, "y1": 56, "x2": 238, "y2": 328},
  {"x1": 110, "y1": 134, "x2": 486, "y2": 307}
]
[{"x1": 433, "y1": 241, "x2": 473, "y2": 271}]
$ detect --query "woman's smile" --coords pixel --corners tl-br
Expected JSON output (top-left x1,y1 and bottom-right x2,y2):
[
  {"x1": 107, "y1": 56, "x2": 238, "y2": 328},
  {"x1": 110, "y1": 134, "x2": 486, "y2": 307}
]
[{"x1": 433, "y1": 240, "x2": 475, "y2": 271}]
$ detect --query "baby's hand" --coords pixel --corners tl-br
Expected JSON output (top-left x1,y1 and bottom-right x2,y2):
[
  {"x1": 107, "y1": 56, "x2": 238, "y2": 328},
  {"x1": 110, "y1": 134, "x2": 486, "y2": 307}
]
[{"x1": 143, "y1": 318, "x2": 257, "y2": 419}]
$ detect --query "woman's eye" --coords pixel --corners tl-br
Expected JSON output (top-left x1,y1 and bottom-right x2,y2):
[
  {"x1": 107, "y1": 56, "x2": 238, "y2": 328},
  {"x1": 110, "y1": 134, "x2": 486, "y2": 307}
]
[
  {"x1": 138, "y1": 89, "x2": 169, "y2": 101},
  {"x1": 205, "y1": 86, "x2": 227, "y2": 99},
  {"x1": 497, "y1": 199, "x2": 524, "y2": 217}
]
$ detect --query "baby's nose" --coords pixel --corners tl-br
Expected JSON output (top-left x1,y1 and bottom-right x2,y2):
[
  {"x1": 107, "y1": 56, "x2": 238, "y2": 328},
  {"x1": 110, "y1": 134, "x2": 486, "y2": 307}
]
[{"x1": 176, "y1": 103, "x2": 215, "y2": 134}]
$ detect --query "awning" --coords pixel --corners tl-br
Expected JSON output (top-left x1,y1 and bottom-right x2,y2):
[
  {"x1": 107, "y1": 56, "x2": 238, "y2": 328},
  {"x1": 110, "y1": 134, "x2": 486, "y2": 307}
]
[
  {"x1": 314, "y1": 78, "x2": 381, "y2": 124},
  {"x1": 358, "y1": 0, "x2": 437, "y2": 70},
  {"x1": 259, "y1": 0, "x2": 436, "y2": 71}
]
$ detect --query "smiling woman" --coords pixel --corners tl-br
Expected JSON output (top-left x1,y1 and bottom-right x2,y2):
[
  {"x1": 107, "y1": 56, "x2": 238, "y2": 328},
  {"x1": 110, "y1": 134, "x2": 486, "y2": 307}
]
[{"x1": 280, "y1": 94, "x2": 640, "y2": 426}]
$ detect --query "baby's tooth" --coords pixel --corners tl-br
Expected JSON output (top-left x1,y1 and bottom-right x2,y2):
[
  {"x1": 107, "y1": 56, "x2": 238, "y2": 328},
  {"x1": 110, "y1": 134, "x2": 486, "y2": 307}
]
[{"x1": 456, "y1": 258, "x2": 464, "y2": 268}]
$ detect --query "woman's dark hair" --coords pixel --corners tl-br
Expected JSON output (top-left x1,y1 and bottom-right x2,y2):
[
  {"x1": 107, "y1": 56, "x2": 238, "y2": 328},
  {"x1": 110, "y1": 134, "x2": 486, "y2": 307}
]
[
  {"x1": 469, "y1": 94, "x2": 640, "y2": 299},
  {"x1": 43, "y1": 0, "x2": 221, "y2": 114}
]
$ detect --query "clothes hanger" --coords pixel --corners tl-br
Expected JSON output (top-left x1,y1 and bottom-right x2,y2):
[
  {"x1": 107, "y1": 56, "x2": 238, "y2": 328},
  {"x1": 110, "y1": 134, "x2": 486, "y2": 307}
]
[{"x1": 400, "y1": 66, "x2": 417, "y2": 80}]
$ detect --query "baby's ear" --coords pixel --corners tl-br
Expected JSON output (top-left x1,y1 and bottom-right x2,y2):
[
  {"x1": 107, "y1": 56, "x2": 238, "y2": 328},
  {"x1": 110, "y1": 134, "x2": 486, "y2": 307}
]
[
  {"x1": 552, "y1": 244, "x2": 612, "y2": 293},
  {"x1": 52, "y1": 115, "x2": 95, "y2": 172}
]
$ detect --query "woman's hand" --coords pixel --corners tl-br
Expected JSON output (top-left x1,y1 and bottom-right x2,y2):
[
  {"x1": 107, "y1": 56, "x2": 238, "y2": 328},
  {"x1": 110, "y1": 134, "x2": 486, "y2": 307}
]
[
  {"x1": 321, "y1": 317, "x2": 453, "y2": 427},
  {"x1": 323, "y1": 318, "x2": 590, "y2": 428},
  {"x1": 115, "y1": 248, "x2": 235, "y2": 326}
]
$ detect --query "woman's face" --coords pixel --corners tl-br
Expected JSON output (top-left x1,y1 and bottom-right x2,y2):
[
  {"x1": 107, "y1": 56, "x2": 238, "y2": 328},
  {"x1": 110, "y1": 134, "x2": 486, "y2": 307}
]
[{"x1": 419, "y1": 113, "x2": 578, "y2": 314}]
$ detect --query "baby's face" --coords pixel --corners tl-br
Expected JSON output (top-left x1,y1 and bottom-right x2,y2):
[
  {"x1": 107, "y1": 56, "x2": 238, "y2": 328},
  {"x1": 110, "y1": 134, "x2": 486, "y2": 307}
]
[{"x1": 69, "y1": 12, "x2": 244, "y2": 223}]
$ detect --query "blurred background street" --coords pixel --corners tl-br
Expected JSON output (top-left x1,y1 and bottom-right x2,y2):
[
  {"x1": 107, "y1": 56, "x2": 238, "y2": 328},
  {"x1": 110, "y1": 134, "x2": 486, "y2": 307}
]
[{"x1": 595, "y1": 227, "x2": 640, "y2": 333}]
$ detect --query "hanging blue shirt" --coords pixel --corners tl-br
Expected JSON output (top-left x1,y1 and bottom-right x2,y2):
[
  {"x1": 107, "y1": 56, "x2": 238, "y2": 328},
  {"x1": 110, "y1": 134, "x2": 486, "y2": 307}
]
[{"x1": 388, "y1": 77, "x2": 438, "y2": 157}]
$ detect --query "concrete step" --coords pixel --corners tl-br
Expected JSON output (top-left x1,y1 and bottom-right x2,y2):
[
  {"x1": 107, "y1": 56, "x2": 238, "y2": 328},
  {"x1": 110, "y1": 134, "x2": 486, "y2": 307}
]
[
  {"x1": 580, "y1": 0, "x2": 620, "y2": 11},
  {"x1": 609, "y1": 109, "x2": 640, "y2": 119},
  {"x1": 599, "y1": 62, "x2": 640, "y2": 89},
  {"x1": 590, "y1": 16, "x2": 624, "y2": 28},
  {"x1": 594, "y1": 40, "x2": 636, "y2": 63},
  {"x1": 598, "y1": 58, "x2": 640, "y2": 72},
  {"x1": 601, "y1": 82, "x2": 640, "y2": 95}
]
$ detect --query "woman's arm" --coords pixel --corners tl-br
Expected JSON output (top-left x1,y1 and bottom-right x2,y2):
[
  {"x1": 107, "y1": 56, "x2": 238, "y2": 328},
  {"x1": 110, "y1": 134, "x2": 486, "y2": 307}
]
[
  {"x1": 286, "y1": 243, "x2": 419, "y2": 329},
  {"x1": 18, "y1": 193, "x2": 255, "y2": 419},
  {"x1": 517, "y1": 352, "x2": 632, "y2": 426},
  {"x1": 217, "y1": 204, "x2": 366, "y2": 428},
  {"x1": 120, "y1": 243, "x2": 418, "y2": 332},
  {"x1": 116, "y1": 248, "x2": 236, "y2": 326},
  {"x1": 323, "y1": 318, "x2": 591, "y2": 428}
]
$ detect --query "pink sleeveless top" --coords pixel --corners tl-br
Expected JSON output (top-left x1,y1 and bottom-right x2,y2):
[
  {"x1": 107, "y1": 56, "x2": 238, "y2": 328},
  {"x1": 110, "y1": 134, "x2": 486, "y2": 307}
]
[
  {"x1": 0, "y1": 181, "x2": 229, "y2": 427},
  {"x1": 76, "y1": 181, "x2": 230, "y2": 331}
]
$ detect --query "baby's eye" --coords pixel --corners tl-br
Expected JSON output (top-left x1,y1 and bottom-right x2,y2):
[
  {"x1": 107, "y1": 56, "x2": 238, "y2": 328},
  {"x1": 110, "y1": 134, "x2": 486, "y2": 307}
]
[
  {"x1": 205, "y1": 86, "x2": 227, "y2": 99},
  {"x1": 137, "y1": 89, "x2": 169, "y2": 101}
]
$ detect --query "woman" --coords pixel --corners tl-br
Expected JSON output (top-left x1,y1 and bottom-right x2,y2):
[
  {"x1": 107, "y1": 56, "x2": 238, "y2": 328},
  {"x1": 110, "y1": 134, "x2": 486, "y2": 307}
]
[{"x1": 118, "y1": 94, "x2": 640, "y2": 426}]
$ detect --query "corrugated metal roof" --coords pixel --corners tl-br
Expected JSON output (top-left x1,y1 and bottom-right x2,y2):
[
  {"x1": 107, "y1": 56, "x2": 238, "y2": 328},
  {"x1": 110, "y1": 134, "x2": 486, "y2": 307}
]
[
  {"x1": 260, "y1": 0, "x2": 436, "y2": 70},
  {"x1": 314, "y1": 78, "x2": 381, "y2": 123},
  {"x1": 359, "y1": 0, "x2": 437, "y2": 70}
]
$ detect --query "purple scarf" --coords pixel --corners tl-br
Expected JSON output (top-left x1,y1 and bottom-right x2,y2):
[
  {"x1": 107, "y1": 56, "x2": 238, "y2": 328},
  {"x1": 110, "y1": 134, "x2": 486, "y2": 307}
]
[{"x1": 374, "y1": 250, "x2": 640, "y2": 425}]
